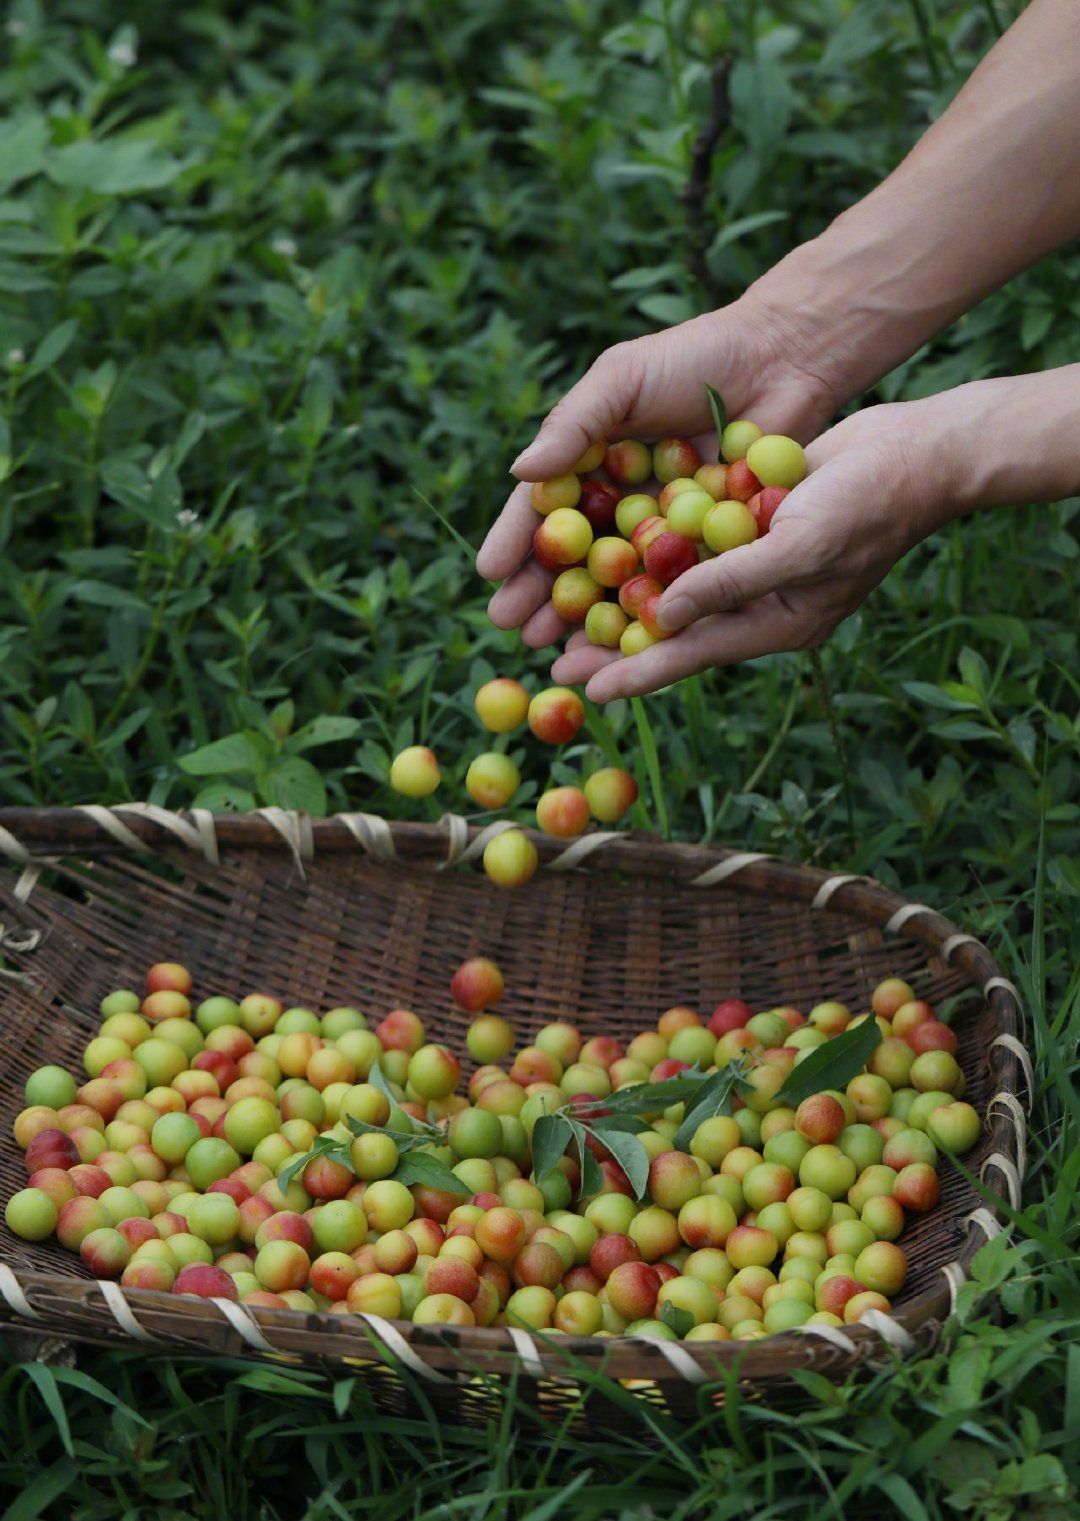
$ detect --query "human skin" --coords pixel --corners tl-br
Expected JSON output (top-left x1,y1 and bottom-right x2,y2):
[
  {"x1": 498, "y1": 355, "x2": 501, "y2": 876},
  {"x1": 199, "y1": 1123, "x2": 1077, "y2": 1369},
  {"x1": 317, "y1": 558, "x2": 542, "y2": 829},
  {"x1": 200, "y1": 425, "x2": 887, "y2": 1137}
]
[
  {"x1": 551, "y1": 371, "x2": 1080, "y2": 698},
  {"x1": 477, "y1": 0, "x2": 1080, "y2": 691}
]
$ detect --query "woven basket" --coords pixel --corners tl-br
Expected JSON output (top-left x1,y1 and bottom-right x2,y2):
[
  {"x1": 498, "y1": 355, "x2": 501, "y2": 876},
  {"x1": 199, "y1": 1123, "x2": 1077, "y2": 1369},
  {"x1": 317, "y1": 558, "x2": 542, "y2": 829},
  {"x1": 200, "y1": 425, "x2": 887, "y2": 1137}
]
[{"x1": 0, "y1": 806, "x2": 1029, "y2": 1418}]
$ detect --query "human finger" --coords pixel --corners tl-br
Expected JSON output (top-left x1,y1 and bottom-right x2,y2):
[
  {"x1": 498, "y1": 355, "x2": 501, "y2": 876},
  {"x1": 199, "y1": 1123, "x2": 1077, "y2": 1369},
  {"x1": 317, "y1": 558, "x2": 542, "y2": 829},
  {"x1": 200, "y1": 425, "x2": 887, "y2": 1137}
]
[
  {"x1": 520, "y1": 601, "x2": 569, "y2": 650},
  {"x1": 585, "y1": 598, "x2": 804, "y2": 702},
  {"x1": 509, "y1": 346, "x2": 635, "y2": 481},
  {"x1": 656, "y1": 529, "x2": 803, "y2": 633},
  {"x1": 477, "y1": 481, "x2": 539, "y2": 582},
  {"x1": 486, "y1": 559, "x2": 554, "y2": 630}
]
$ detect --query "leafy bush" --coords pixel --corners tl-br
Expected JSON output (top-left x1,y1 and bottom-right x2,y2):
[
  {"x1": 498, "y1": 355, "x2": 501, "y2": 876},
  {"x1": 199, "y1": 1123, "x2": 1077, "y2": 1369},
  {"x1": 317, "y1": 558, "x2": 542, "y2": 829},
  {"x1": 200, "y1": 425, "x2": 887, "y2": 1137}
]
[{"x1": 0, "y1": 0, "x2": 1074, "y2": 865}]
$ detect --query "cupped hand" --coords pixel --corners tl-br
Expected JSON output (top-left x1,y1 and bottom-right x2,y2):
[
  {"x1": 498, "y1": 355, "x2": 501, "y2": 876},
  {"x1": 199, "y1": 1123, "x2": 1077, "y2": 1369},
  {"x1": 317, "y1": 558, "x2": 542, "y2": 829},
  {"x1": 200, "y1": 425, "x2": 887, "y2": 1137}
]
[
  {"x1": 551, "y1": 401, "x2": 951, "y2": 702},
  {"x1": 476, "y1": 299, "x2": 839, "y2": 650}
]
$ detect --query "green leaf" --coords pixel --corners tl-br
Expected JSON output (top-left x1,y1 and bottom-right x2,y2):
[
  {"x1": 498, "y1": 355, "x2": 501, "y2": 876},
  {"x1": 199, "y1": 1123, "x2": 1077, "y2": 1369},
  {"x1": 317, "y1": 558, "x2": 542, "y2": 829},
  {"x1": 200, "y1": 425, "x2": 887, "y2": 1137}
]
[
  {"x1": 636, "y1": 292, "x2": 697, "y2": 326},
  {"x1": 410, "y1": 485, "x2": 476, "y2": 557},
  {"x1": 705, "y1": 384, "x2": 727, "y2": 439},
  {"x1": 941, "y1": 682, "x2": 984, "y2": 707},
  {"x1": 270, "y1": 699, "x2": 295, "y2": 740},
  {"x1": 288, "y1": 715, "x2": 362, "y2": 752},
  {"x1": 673, "y1": 1062, "x2": 746, "y2": 1150},
  {"x1": 277, "y1": 1134, "x2": 350, "y2": 1193},
  {"x1": 659, "y1": 1300, "x2": 694, "y2": 1338},
  {"x1": 580, "y1": 1147, "x2": 604, "y2": 1197},
  {"x1": 22, "y1": 1365, "x2": 73, "y2": 1457},
  {"x1": 332, "y1": 1377, "x2": 356, "y2": 1418},
  {"x1": 566, "y1": 1118, "x2": 603, "y2": 1197},
  {"x1": 178, "y1": 731, "x2": 268, "y2": 777},
  {"x1": 611, "y1": 261, "x2": 684, "y2": 290},
  {"x1": 531, "y1": 1114, "x2": 573, "y2": 1181},
  {"x1": 47, "y1": 138, "x2": 185, "y2": 195},
  {"x1": 343, "y1": 1115, "x2": 442, "y2": 1151},
  {"x1": 392, "y1": 1151, "x2": 471, "y2": 1194},
  {"x1": 631, "y1": 697, "x2": 668, "y2": 838},
  {"x1": 0, "y1": 115, "x2": 50, "y2": 194},
  {"x1": 1009, "y1": 1453, "x2": 1070, "y2": 1498},
  {"x1": 1, "y1": 1458, "x2": 77, "y2": 1521},
  {"x1": 191, "y1": 783, "x2": 257, "y2": 813},
  {"x1": 25, "y1": 319, "x2": 79, "y2": 378},
  {"x1": 776, "y1": 1019, "x2": 884, "y2": 1105},
  {"x1": 928, "y1": 719, "x2": 1000, "y2": 742},
  {"x1": 588, "y1": 1125, "x2": 650, "y2": 1199},
  {"x1": 901, "y1": 680, "x2": 979, "y2": 711},
  {"x1": 603, "y1": 1068, "x2": 711, "y2": 1114},
  {"x1": 367, "y1": 1061, "x2": 397, "y2": 1106},
  {"x1": 587, "y1": 1114, "x2": 651, "y2": 1134},
  {"x1": 258, "y1": 754, "x2": 327, "y2": 814},
  {"x1": 100, "y1": 707, "x2": 152, "y2": 754},
  {"x1": 67, "y1": 579, "x2": 148, "y2": 614},
  {"x1": 957, "y1": 647, "x2": 991, "y2": 696},
  {"x1": 729, "y1": 58, "x2": 793, "y2": 158},
  {"x1": 710, "y1": 210, "x2": 788, "y2": 253}
]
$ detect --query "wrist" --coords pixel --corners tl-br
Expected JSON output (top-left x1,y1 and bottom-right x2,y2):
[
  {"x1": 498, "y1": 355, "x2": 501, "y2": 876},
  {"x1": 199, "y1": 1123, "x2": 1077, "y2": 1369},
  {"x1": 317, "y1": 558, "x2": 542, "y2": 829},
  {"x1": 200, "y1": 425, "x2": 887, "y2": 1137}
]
[
  {"x1": 724, "y1": 280, "x2": 848, "y2": 437},
  {"x1": 740, "y1": 238, "x2": 875, "y2": 419},
  {"x1": 744, "y1": 172, "x2": 985, "y2": 413},
  {"x1": 908, "y1": 368, "x2": 1080, "y2": 526}
]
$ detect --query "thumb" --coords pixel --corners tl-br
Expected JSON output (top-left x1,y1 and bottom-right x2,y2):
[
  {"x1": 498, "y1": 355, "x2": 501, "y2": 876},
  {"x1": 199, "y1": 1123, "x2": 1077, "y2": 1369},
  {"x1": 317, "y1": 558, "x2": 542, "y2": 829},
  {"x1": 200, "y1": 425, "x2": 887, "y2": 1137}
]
[
  {"x1": 512, "y1": 347, "x2": 632, "y2": 481},
  {"x1": 657, "y1": 529, "x2": 797, "y2": 632}
]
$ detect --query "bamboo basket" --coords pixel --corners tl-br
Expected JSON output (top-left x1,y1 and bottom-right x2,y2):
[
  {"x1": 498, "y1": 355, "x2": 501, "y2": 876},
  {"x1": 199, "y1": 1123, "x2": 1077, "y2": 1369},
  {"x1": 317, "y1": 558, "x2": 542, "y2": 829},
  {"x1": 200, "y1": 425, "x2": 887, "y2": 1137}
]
[{"x1": 0, "y1": 806, "x2": 1029, "y2": 1421}]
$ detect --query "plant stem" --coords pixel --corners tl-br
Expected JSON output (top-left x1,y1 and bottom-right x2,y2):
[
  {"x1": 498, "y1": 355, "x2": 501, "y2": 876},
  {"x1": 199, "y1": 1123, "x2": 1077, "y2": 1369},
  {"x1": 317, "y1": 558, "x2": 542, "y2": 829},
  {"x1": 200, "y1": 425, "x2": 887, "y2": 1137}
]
[
  {"x1": 809, "y1": 647, "x2": 857, "y2": 853},
  {"x1": 103, "y1": 556, "x2": 179, "y2": 731},
  {"x1": 83, "y1": 417, "x2": 100, "y2": 547},
  {"x1": 705, "y1": 676, "x2": 799, "y2": 842},
  {"x1": 679, "y1": 53, "x2": 732, "y2": 304},
  {"x1": 661, "y1": 0, "x2": 688, "y2": 116},
  {"x1": 908, "y1": 0, "x2": 943, "y2": 84}
]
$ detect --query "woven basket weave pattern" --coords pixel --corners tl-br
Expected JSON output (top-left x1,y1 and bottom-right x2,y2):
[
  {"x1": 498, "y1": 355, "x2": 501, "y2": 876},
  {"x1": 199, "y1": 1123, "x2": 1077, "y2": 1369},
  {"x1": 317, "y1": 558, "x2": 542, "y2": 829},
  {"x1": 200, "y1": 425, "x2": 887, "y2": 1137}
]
[{"x1": 0, "y1": 810, "x2": 1025, "y2": 1411}]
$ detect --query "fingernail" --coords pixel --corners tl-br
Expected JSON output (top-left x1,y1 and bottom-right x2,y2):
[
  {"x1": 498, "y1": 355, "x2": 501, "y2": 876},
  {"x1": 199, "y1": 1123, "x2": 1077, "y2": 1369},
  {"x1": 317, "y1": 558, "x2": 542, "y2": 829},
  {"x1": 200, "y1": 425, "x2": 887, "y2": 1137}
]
[
  {"x1": 658, "y1": 595, "x2": 693, "y2": 631},
  {"x1": 510, "y1": 445, "x2": 535, "y2": 473}
]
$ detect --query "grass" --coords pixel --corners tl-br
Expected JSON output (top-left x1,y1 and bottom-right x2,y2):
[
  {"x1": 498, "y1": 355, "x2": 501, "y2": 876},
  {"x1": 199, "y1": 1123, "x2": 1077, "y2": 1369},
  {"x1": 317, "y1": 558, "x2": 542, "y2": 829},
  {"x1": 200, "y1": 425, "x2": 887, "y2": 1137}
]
[{"x1": 0, "y1": 0, "x2": 1078, "y2": 1515}]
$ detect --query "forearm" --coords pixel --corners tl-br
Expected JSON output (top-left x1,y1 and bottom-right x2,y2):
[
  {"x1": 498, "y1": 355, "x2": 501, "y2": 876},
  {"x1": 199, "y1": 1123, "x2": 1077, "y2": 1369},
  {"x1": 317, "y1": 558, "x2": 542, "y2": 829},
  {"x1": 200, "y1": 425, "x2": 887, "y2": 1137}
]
[
  {"x1": 747, "y1": 0, "x2": 1080, "y2": 406},
  {"x1": 927, "y1": 365, "x2": 1080, "y2": 522}
]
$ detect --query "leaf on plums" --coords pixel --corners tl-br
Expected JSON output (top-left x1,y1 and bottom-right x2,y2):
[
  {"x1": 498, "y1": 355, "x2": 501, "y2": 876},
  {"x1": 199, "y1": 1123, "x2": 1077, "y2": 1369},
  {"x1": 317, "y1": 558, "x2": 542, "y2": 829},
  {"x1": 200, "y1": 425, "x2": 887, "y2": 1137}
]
[
  {"x1": 587, "y1": 1114, "x2": 651, "y2": 1135},
  {"x1": 342, "y1": 1116, "x2": 439, "y2": 1154},
  {"x1": 391, "y1": 1151, "x2": 471, "y2": 1195},
  {"x1": 277, "y1": 1135, "x2": 351, "y2": 1194},
  {"x1": 673, "y1": 1060, "x2": 750, "y2": 1151},
  {"x1": 367, "y1": 1061, "x2": 397, "y2": 1105},
  {"x1": 580, "y1": 1148, "x2": 604, "y2": 1198},
  {"x1": 531, "y1": 1114, "x2": 573, "y2": 1182},
  {"x1": 276, "y1": 1156, "x2": 306, "y2": 1193},
  {"x1": 566, "y1": 1118, "x2": 604, "y2": 1198},
  {"x1": 603, "y1": 1068, "x2": 712, "y2": 1114},
  {"x1": 659, "y1": 1300, "x2": 695, "y2": 1339},
  {"x1": 776, "y1": 1019, "x2": 884, "y2": 1105},
  {"x1": 588, "y1": 1125, "x2": 650, "y2": 1199},
  {"x1": 705, "y1": 384, "x2": 727, "y2": 439}
]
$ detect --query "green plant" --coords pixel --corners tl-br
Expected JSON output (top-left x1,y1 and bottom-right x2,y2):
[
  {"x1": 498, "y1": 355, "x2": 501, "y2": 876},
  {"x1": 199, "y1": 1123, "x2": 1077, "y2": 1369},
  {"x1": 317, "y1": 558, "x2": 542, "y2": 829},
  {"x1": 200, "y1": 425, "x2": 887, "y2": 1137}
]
[{"x1": 0, "y1": 0, "x2": 1077, "y2": 1513}]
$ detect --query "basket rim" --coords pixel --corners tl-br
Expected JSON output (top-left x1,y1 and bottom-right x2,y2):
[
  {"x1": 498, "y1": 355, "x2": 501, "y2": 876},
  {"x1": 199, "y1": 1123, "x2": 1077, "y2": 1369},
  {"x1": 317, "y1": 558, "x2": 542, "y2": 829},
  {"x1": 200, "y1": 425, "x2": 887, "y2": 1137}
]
[{"x1": 0, "y1": 805, "x2": 1028, "y2": 1385}]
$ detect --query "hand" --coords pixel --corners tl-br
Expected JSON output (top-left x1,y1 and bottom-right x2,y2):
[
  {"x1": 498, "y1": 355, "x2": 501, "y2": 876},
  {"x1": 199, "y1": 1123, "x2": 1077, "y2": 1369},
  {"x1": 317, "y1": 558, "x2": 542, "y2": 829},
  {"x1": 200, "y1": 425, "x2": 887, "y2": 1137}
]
[
  {"x1": 476, "y1": 298, "x2": 840, "y2": 650},
  {"x1": 551, "y1": 400, "x2": 952, "y2": 702}
]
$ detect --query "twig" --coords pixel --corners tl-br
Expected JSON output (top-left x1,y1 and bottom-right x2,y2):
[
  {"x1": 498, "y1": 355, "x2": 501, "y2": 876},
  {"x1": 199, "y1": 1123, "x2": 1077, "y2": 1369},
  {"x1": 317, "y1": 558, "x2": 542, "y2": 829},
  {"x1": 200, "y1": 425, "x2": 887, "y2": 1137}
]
[{"x1": 680, "y1": 54, "x2": 733, "y2": 304}]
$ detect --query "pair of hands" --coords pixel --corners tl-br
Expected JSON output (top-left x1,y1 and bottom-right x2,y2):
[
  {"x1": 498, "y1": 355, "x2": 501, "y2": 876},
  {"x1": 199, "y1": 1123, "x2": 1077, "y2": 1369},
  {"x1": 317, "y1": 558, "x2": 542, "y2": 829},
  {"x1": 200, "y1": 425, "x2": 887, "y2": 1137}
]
[{"x1": 477, "y1": 300, "x2": 957, "y2": 703}]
